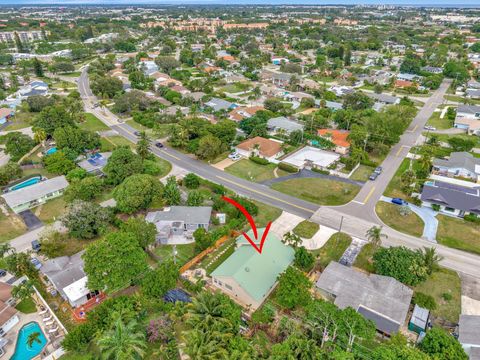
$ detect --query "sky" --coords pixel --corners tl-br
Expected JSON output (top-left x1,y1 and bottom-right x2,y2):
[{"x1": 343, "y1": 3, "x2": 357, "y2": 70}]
[{"x1": 0, "y1": 0, "x2": 479, "y2": 5}]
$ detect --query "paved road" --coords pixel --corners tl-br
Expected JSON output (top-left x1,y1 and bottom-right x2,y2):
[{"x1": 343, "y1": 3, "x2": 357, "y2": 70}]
[{"x1": 77, "y1": 71, "x2": 480, "y2": 278}]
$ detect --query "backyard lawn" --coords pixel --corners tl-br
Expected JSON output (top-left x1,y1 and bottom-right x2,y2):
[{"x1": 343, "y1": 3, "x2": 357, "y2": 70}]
[
  {"x1": 350, "y1": 165, "x2": 374, "y2": 182},
  {"x1": 3, "y1": 111, "x2": 33, "y2": 130},
  {"x1": 0, "y1": 213, "x2": 26, "y2": 242},
  {"x1": 271, "y1": 178, "x2": 360, "y2": 206},
  {"x1": 427, "y1": 111, "x2": 452, "y2": 130},
  {"x1": 79, "y1": 113, "x2": 109, "y2": 132},
  {"x1": 293, "y1": 220, "x2": 319, "y2": 239},
  {"x1": 15, "y1": 297, "x2": 37, "y2": 314},
  {"x1": 353, "y1": 243, "x2": 376, "y2": 273},
  {"x1": 313, "y1": 232, "x2": 352, "y2": 269},
  {"x1": 436, "y1": 215, "x2": 480, "y2": 255},
  {"x1": 375, "y1": 202, "x2": 424, "y2": 238},
  {"x1": 225, "y1": 159, "x2": 288, "y2": 183},
  {"x1": 414, "y1": 268, "x2": 461, "y2": 324},
  {"x1": 36, "y1": 197, "x2": 67, "y2": 223},
  {"x1": 154, "y1": 243, "x2": 196, "y2": 266},
  {"x1": 251, "y1": 200, "x2": 282, "y2": 228}
]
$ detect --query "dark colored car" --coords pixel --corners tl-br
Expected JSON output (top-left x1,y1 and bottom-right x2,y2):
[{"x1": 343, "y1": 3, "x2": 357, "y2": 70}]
[
  {"x1": 391, "y1": 198, "x2": 406, "y2": 205},
  {"x1": 31, "y1": 240, "x2": 41, "y2": 252},
  {"x1": 155, "y1": 142, "x2": 164, "y2": 148},
  {"x1": 369, "y1": 172, "x2": 379, "y2": 181},
  {"x1": 133, "y1": 131, "x2": 142, "y2": 137},
  {"x1": 0, "y1": 269, "x2": 6, "y2": 277}
]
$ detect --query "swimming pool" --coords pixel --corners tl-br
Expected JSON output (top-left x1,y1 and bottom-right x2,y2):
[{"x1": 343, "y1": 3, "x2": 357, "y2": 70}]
[
  {"x1": 45, "y1": 147, "x2": 57, "y2": 155},
  {"x1": 8, "y1": 176, "x2": 42, "y2": 192},
  {"x1": 10, "y1": 322, "x2": 47, "y2": 360}
]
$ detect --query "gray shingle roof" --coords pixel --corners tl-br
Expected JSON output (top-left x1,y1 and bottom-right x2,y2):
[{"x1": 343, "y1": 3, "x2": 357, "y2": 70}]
[
  {"x1": 457, "y1": 105, "x2": 480, "y2": 116},
  {"x1": 459, "y1": 315, "x2": 480, "y2": 346},
  {"x1": 367, "y1": 92, "x2": 400, "y2": 104},
  {"x1": 1, "y1": 176, "x2": 68, "y2": 208},
  {"x1": 146, "y1": 206, "x2": 212, "y2": 225},
  {"x1": 205, "y1": 98, "x2": 235, "y2": 111},
  {"x1": 433, "y1": 152, "x2": 480, "y2": 174},
  {"x1": 267, "y1": 117, "x2": 303, "y2": 132},
  {"x1": 420, "y1": 181, "x2": 480, "y2": 214},
  {"x1": 315, "y1": 262, "x2": 413, "y2": 335},
  {"x1": 40, "y1": 251, "x2": 86, "y2": 297}
]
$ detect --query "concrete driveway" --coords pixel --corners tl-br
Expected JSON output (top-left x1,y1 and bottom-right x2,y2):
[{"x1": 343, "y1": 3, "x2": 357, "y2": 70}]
[
  {"x1": 212, "y1": 158, "x2": 236, "y2": 171},
  {"x1": 270, "y1": 211, "x2": 303, "y2": 238},
  {"x1": 19, "y1": 210, "x2": 43, "y2": 230},
  {"x1": 302, "y1": 225, "x2": 336, "y2": 250}
]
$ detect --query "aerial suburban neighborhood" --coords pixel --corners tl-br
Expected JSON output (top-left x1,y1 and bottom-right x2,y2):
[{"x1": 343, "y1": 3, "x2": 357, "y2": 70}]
[{"x1": 0, "y1": 1, "x2": 479, "y2": 359}]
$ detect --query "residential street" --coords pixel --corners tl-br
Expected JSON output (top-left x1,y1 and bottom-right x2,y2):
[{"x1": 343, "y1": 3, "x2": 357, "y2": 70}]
[{"x1": 76, "y1": 70, "x2": 480, "y2": 279}]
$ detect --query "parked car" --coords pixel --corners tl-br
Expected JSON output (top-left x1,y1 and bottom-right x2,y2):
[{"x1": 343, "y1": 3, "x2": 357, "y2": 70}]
[
  {"x1": 424, "y1": 125, "x2": 436, "y2": 131},
  {"x1": 228, "y1": 152, "x2": 241, "y2": 161},
  {"x1": 374, "y1": 166, "x2": 383, "y2": 174},
  {"x1": 133, "y1": 131, "x2": 142, "y2": 136},
  {"x1": 391, "y1": 198, "x2": 406, "y2": 205},
  {"x1": 369, "y1": 172, "x2": 379, "y2": 181},
  {"x1": 155, "y1": 142, "x2": 164, "y2": 148},
  {"x1": 30, "y1": 257, "x2": 42, "y2": 270},
  {"x1": 31, "y1": 240, "x2": 41, "y2": 252},
  {"x1": 0, "y1": 269, "x2": 6, "y2": 277}
]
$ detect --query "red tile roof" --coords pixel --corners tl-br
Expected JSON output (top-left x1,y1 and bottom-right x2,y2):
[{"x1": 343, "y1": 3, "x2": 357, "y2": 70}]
[{"x1": 317, "y1": 129, "x2": 351, "y2": 148}]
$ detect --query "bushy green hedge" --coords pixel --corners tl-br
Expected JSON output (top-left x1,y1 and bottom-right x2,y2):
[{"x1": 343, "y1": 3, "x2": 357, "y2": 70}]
[
  {"x1": 249, "y1": 156, "x2": 270, "y2": 165},
  {"x1": 312, "y1": 167, "x2": 329, "y2": 175},
  {"x1": 278, "y1": 162, "x2": 298, "y2": 173},
  {"x1": 413, "y1": 292, "x2": 437, "y2": 310}
]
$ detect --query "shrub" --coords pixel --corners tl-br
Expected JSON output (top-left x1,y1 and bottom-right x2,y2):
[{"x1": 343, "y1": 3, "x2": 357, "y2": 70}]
[
  {"x1": 249, "y1": 155, "x2": 270, "y2": 165},
  {"x1": 360, "y1": 158, "x2": 379, "y2": 167},
  {"x1": 431, "y1": 204, "x2": 440, "y2": 212},
  {"x1": 413, "y1": 292, "x2": 437, "y2": 310},
  {"x1": 278, "y1": 162, "x2": 298, "y2": 173},
  {"x1": 183, "y1": 173, "x2": 200, "y2": 189},
  {"x1": 464, "y1": 213, "x2": 480, "y2": 223},
  {"x1": 442, "y1": 292, "x2": 453, "y2": 301},
  {"x1": 312, "y1": 167, "x2": 329, "y2": 175}
]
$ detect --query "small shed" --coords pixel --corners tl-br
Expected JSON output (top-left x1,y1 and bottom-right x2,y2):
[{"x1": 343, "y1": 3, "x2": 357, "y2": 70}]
[
  {"x1": 164, "y1": 289, "x2": 191, "y2": 304},
  {"x1": 408, "y1": 305, "x2": 429, "y2": 334}
]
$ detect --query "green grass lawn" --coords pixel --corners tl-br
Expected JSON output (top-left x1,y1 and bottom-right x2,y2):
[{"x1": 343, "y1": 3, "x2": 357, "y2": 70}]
[
  {"x1": 384, "y1": 158, "x2": 423, "y2": 201},
  {"x1": 0, "y1": 213, "x2": 27, "y2": 243},
  {"x1": 154, "y1": 157, "x2": 172, "y2": 178},
  {"x1": 293, "y1": 220, "x2": 319, "y2": 239},
  {"x1": 125, "y1": 119, "x2": 153, "y2": 134},
  {"x1": 271, "y1": 178, "x2": 360, "y2": 206},
  {"x1": 353, "y1": 243, "x2": 376, "y2": 273},
  {"x1": 414, "y1": 268, "x2": 461, "y2": 324},
  {"x1": 102, "y1": 136, "x2": 135, "y2": 149},
  {"x1": 199, "y1": 237, "x2": 236, "y2": 275},
  {"x1": 225, "y1": 159, "x2": 288, "y2": 183},
  {"x1": 4, "y1": 111, "x2": 33, "y2": 130},
  {"x1": 350, "y1": 165, "x2": 375, "y2": 182},
  {"x1": 436, "y1": 215, "x2": 480, "y2": 255},
  {"x1": 251, "y1": 200, "x2": 282, "y2": 228},
  {"x1": 427, "y1": 111, "x2": 452, "y2": 130},
  {"x1": 37, "y1": 197, "x2": 67, "y2": 223},
  {"x1": 79, "y1": 113, "x2": 109, "y2": 132},
  {"x1": 22, "y1": 167, "x2": 54, "y2": 179},
  {"x1": 429, "y1": 133, "x2": 480, "y2": 147},
  {"x1": 15, "y1": 297, "x2": 37, "y2": 314},
  {"x1": 375, "y1": 202, "x2": 424, "y2": 238},
  {"x1": 220, "y1": 83, "x2": 251, "y2": 93},
  {"x1": 444, "y1": 95, "x2": 480, "y2": 105},
  {"x1": 154, "y1": 243, "x2": 196, "y2": 266},
  {"x1": 313, "y1": 232, "x2": 352, "y2": 269}
]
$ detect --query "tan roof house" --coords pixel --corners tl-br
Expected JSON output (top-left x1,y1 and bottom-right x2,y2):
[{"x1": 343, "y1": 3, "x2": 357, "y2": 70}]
[{"x1": 235, "y1": 136, "x2": 284, "y2": 162}]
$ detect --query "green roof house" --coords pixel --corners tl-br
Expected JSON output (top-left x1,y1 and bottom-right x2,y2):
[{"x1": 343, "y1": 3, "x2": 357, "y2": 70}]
[{"x1": 211, "y1": 228, "x2": 294, "y2": 310}]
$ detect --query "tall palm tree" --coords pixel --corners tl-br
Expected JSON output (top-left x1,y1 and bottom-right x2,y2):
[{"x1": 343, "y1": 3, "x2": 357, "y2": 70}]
[
  {"x1": 184, "y1": 329, "x2": 229, "y2": 360},
  {"x1": 282, "y1": 232, "x2": 302, "y2": 248},
  {"x1": 366, "y1": 226, "x2": 387, "y2": 248},
  {"x1": 0, "y1": 243, "x2": 13, "y2": 258},
  {"x1": 419, "y1": 247, "x2": 443, "y2": 275},
  {"x1": 33, "y1": 128, "x2": 46, "y2": 147},
  {"x1": 96, "y1": 317, "x2": 147, "y2": 360},
  {"x1": 136, "y1": 131, "x2": 150, "y2": 160},
  {"x1": 185, "y1": 292, "x2": 232, "y2": 332},
  {"x1": 27, "y1": 332, "x2": 41, "y2": 347}
]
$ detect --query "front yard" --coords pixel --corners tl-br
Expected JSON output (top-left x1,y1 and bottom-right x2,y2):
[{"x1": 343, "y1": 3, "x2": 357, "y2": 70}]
[
  {"x1": 251, "y1": 200, "x2": 283, "y2": 228},
  {"x1": 426, "y1": 111, "x2": 452, "y2": 130},
  {"x1": 224, "y1": 159, "x2": 288, "y2": 183},
  {"x1": 79, "y1": 113, "x2": 110, "y2": 132},
  {"x1": 271, "y1": 178, "x2": 360, "y2": 206},
  {"x1": 375, "y1": 202, "x2": 424, "y2": 238},
  {"x1": 313, "y1": 232, "x2": 352, "y2": 269},
  {"x1": 436, "y1": 215, "x2": 480, "y2": 255},
  {"x1": 36, "y1": 197, "x2": 67, "y2": 224},
  {"x1": 0, "y1": 212, "x2": 26, "y2": 242},
  {"x1": 350, "y1": 165, "x2": 374, "y2": 182},
  {"x1": 414, "y1": 268, "x2": 461, "y2": 324},
  {"x1": 293, "y1": 220, "x2": 319, "y2": 239}
]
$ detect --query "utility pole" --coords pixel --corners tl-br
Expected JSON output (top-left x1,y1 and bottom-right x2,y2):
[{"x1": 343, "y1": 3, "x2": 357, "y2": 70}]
[{"x1": 339, "y1": 215, "x2": 344, "y2": 233}]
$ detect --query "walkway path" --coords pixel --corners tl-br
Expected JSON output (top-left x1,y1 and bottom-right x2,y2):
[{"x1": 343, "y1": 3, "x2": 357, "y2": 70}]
[
  {"x1": 301, "y1": 225, "x2": 337, "y2": 250},
  {"x1": 262, "y1": 169, "x2": 365, "y2": 187},
  {"x1": 269, "y1": 211, "x2": 303, "y2": 238},
  {"x1": 380, "y1": 196, "x2": 438, "y2": 242}
]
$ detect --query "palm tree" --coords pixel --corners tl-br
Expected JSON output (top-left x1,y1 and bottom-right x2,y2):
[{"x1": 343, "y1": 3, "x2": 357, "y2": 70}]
[
  {"x1": 33, "y1": 128, "x2": 46, "y2": 147},
  {"x1": 12, "y1": 280, "x2": 34, "y2": 303},
  {"x1": 282, "y1": 232, "x2": 302, "y2": 248},
  {"x1": 366, "y1": 226, "x2": 387, "y2": 248},
  {"x1": 0, "y1": 243, "x2": 13, "y2": 258},
  {"x1": 96, "y1": 317, "x2": 147, "y2": 360},
  {"x1": 185, "y1": 292, "x2": 232, "y2": 332},
  {"x1": 419, "y1": 247, "x2": 443, "y2": 275},
  {"x1": 184, "y1": 329, "x2": 229, "y2": 360},
  {"x1": 27, "y1": 332, "x2": 41, "y2": 347},
  {"x1": 136, "y1": 131, "x2": 150, "y2": 160}
]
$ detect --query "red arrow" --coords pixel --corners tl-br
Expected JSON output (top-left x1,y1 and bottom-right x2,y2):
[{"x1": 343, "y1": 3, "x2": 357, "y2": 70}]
[{"x1": 222, "y1": 196, "x2": 271, "y2": 254}]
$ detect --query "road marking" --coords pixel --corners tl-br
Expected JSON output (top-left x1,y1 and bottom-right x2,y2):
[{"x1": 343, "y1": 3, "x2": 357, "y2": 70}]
[
  {"x1": 407, "y1": 125, "x2": 418, "y2": 133},
  {"x1": 351, "y1": 200, "x2": 364, "y2": 205},
  {"x1": 160, "y1": 150, "x2": 181, "y2": 161},
  {"x1": 363, "y1": 186, "x2": 376, "y2": 204},
  {"x1": 216, "y1": 175, "x2": 315, "y2": 214},
  {"x1": 395, "y1": 145, "x2": 410, "y2": 157}
]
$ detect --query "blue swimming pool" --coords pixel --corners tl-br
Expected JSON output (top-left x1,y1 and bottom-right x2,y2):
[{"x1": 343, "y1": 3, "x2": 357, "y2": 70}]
[
  {"x1": 10, "y1": 322, "x2": 47, "y2": 360},
  {"x1": 45, "y1": 147, "x2": 57, "y2": 155},
  {"x1": 8, "y1": 176, "x2": 42, "y2": 192}
]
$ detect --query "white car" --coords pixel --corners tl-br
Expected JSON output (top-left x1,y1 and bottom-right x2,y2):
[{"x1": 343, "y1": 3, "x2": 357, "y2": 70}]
[
  {"x1": 424, "y1": 125, "x2": 436, "y2": 131},
  {"x1": 228, "y1": 153, "x2": 241, "y2": 161}
]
